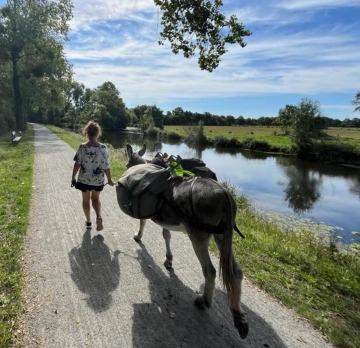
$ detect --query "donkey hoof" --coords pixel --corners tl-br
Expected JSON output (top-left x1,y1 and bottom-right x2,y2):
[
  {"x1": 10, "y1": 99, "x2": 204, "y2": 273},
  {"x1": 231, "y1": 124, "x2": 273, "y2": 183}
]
[
  {"x1": 232, "y1": 310, "x2": 249, "y2": 339},
  {"x1": 237, "y1": 322, "x2": 249, "y2": 339},
  {"x1": 133, "y1": 234, "x2": 142, "y2": 242},
  {"x1": 194, "y1": 295, "x2": 210, "y2": 309},
  {"x1": 164, "y1": 260, "x2": 172, "y2": 269}
]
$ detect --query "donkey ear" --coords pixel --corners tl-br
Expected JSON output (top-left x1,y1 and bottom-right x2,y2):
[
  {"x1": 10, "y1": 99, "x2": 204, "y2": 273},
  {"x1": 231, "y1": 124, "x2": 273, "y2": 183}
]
[
  {"x1": 126, "y1": 144, "x2": 133, "y2": 160},
  {"x1": 138, "y1": 144, "x2": 146, "y2": 157}
]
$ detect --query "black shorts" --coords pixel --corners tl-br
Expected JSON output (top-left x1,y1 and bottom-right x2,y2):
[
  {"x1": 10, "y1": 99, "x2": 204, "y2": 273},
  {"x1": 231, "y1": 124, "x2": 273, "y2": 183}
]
[{"x1": 75, "y1": 182, "x2": 104, "y2": 192}]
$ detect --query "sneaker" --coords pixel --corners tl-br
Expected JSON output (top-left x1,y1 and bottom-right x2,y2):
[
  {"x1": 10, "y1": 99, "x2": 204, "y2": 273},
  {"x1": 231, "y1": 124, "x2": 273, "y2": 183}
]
[
  {"x1": 96, "y1": 216, "x2": 103, "y2": 231},
  {"x1": 85, "y1": 221, "x2": 92, "y2": 229}
]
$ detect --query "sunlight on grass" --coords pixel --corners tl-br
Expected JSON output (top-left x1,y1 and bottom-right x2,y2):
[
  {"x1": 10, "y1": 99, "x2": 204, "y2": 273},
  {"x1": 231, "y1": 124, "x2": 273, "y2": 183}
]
[{"x1": 0, "y1": 126, "x2": 34, "y2": 347}]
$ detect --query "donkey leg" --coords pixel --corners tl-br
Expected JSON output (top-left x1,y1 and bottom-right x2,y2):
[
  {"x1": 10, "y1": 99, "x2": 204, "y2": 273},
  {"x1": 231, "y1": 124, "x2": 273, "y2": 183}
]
[
  {"x1": 162, "y1": 228, "x2": 173, "y2": 269},
  {"x1": 134, "y1": 219, "x2": 146, "y2": 242},
  {"x1": 188, "y1": 233, "x2": 216, "y2": 309},
  {"x1": 213, "y1": 234, "x2": 249, "y2": 339}
]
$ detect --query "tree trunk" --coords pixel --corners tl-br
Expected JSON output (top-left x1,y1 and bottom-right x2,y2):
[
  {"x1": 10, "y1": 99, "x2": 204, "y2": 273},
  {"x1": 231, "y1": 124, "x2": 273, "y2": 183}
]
[{"x1": 11, "y1": 49, "x2": 23, "y2": 130}]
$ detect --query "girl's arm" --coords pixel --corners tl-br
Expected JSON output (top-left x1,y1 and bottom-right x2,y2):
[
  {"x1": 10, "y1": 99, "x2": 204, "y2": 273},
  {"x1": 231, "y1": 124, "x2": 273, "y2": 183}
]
[
  {"x1": 72, "y1": 163, "x2": 81, "y2": 182},
  {"x1": 104, "y1": 168, "x2": 115, "y2": 186}
]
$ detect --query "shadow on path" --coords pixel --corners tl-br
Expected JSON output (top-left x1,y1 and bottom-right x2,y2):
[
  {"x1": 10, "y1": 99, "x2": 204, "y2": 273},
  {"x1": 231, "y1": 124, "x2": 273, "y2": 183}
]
[
  {"x1": 68, "y1": 230, "x2": 120, "y2": 312},
  {"x1": 132, "y1": 243, "x2": 286, "y2": 348}
]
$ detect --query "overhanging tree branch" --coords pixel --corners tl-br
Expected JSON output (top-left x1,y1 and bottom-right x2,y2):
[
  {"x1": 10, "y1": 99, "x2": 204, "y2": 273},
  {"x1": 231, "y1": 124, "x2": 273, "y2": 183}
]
[
  {"x1": 154, "y1": 0, "x2": 251, "y2": 72},
  {"x1": 353, "y1": 91, "x2": 360, "y2": 112}
]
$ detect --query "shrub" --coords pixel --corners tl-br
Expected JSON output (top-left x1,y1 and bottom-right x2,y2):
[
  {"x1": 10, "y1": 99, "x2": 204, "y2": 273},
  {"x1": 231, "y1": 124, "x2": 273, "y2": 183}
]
[
  {"x1": 167, "y1": 131, "x2": 182, "y2": 140},
  {"x1": 242, "y1": 137, "x2": 271, "y2": 151},
  {"x1": 146, "y1": 126, "x2": 159, "y2": 137},
  {"x1": 213, "y1": 136, "x2": 241, "y2": 148}
]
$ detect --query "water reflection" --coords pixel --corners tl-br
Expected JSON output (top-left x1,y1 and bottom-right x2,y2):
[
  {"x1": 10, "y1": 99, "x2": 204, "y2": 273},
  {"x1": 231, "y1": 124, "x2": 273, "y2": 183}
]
[
  {"x1": 277, "y1": 157, "x2": 322, "y2": 215},
  {"x1": 350, "y1": 183, "x2": 360, "y2": 198},
  {"x1": 101, "y1": 131, "x2": 146, "y2": 149},
  {"x1": 102, "y1": 131, "x2": 360, "y2": 243},
  {"x1": 241, "y1": 150, "x2": 269, "y2": 161}
]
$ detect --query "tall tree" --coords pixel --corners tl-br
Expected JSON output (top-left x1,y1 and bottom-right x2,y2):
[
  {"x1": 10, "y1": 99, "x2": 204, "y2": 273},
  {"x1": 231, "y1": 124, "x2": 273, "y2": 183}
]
[
  {"x1": 154, "y1": 0, "x2": 251, "y2": 71},
  {"x1": 64, "y1": 81, "x2": 92, "y2": 130},
  {"x1": 132, "y1": 105, "x2": 149, "y2": 122},
  {"x1": 0, "y1": 59, "x2": 14, "y2": 132},
  {"x1": 353, "y1": 91, "x2": 360, "y2": 112},
  {"x1": 23, "y1": 38, "x2": 73, "y2": 125},
  {"x1": 226, "y1": 115, "x2": 235, "y2": 126},
  {"x1": 79, "y1": 82, "x2": 130, "y2": 130},
  {"x1": 276, "y1": 98, "x2": 325, "y2": 146},
  {"x1": 0, "y1": 0, "x2": 72, "y2": 130},
  {"x1": 146, "y1": 105, "x2": 164, "y2": 128},
  {"x1": 236, "y1": 115, "x2": 245, "y2": 126},
  {"x1": 138, "y1": 109, "x2": 154, "y2": 133},
  {"x1": 276, "y1": 104, "x2": 298, "y2": 135}
]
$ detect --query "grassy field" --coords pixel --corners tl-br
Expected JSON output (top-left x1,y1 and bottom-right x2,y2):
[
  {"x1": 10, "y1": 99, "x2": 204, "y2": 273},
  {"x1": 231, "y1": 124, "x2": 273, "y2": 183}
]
[
  {"x1": 1, "y1": 124, "x2": 359, "y2": 348},
  {"x1": 164, "y1": 125, "x2": 292, "y2": 149},
  {"x1": 164, "y1": 125, "x2": 360, "y2": 151},
  {"x1": 327, "y1": 127, "x2": 360, "y2": 140}
]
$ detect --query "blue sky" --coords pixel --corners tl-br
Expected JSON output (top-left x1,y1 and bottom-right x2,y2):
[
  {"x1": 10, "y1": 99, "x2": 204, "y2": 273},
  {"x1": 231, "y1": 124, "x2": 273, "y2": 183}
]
[{"x1": 4, "y1": 0, "x2": 360, "y2": 119}]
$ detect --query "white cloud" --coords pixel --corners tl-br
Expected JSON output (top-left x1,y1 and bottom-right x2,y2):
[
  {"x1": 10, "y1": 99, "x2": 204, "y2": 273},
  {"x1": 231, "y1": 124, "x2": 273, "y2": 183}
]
[
  {"x1": 228, "y1": 4, "x2": 314, "y2": 27},
  {"x1": 65, "y1": 18, "x2": 360, "y2": 99},
  {"x1": 322, "y1": 105, "x2": 354, "y2": 111},
  {"x1": 277, "y1": 0, "x2": 360, "y2": 10},
  {"x1": 63, "y1": 0, "x2": 360, "y2": 118},
  {"x1": 69, "y1": 0, "x2": 156, "y2": 31},
  {"x1": 69, "y1": 54, "x2": 360, "y2": 101}
]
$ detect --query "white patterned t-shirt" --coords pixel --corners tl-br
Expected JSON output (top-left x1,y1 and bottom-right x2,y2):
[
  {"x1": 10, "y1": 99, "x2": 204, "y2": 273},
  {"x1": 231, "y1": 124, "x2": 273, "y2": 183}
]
[{"x1": 73, "y1": 144, "x2": 110, "y2": 186}]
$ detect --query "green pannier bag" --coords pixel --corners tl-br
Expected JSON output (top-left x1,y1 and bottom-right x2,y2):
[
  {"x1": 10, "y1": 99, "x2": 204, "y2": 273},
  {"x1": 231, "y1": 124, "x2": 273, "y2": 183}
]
[{"x1": 116, "y1": 164, "x2": 170, "y2": 219}]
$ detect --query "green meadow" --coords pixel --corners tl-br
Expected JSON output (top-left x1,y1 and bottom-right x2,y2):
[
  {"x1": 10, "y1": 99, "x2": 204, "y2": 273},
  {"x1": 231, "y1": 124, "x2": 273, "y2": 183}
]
[{"x1": 164, "y1": 125, "x2": 360, "y2": 152}]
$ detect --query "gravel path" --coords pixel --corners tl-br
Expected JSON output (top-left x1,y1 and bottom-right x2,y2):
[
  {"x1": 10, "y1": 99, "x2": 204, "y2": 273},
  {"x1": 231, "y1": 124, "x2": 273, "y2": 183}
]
[{"x1": 17, "y1": 123, "x2": 334, "y2": 348}]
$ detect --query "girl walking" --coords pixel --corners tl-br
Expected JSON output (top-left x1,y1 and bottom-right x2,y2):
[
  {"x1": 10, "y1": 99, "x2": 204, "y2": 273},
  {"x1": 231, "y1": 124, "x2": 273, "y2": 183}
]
[{"x1": 71, "y1": 121, "x2": 115, "y2": 230}]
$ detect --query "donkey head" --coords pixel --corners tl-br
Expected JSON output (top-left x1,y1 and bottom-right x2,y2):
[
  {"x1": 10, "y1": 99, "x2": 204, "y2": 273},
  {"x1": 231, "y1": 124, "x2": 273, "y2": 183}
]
[{"x1": 126, "y1": 144, "x2": 146, "y2": 168}]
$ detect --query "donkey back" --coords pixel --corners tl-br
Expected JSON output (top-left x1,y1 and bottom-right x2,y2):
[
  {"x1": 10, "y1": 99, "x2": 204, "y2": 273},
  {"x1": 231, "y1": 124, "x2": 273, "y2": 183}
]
[{"x1": 117, "y1": 164, "x2": 170, "y2": 219}]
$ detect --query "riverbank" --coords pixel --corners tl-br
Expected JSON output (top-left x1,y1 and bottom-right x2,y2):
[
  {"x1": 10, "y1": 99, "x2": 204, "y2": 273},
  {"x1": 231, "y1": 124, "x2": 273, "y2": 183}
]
[{"x1": 160, "y1": 125, "x2": 360, "y2": 167}]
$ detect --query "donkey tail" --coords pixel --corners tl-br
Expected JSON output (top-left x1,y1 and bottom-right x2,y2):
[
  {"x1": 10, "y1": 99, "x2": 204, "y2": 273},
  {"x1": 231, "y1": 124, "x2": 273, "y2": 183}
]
[{"x1": 219, "y1": 189, "x2": 237, "y2": 295}]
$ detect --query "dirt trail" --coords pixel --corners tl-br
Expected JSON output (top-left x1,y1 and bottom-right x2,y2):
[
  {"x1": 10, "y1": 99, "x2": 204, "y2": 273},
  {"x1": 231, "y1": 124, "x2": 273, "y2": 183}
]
[{"x1": 17, "y1": 124, "x2": 333, "y2": 348}]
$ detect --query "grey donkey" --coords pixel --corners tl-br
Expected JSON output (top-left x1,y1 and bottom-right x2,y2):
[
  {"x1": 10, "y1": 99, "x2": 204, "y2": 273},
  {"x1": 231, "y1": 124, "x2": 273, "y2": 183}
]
[{"x1": 117, "y1": 144, "x2": 249, "y2": 339}]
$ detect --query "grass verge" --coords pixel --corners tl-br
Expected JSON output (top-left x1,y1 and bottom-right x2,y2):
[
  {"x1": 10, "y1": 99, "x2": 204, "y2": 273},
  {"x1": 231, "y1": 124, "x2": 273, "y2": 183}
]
[{"x1": 0, "y1": 127, "x2": 34, "y2": 347}]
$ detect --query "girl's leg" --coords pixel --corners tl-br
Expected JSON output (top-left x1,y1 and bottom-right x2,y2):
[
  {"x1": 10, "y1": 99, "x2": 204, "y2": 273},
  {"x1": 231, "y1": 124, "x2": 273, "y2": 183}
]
[
  {"x1": 91, "y1": 190, "x2": 101, "y2": 217},
  {"x1": 91, "y1": 190, "x2": 103, "y2": 231},
  {"x1": 82, "y1": 191, "x2": 91, "y2": 223}
]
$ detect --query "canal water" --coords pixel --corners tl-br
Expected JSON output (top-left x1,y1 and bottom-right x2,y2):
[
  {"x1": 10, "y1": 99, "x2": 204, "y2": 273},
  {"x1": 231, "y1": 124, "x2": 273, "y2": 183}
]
[{"x1": 102, "y1": 131, "x2": 360, "y2": 244}]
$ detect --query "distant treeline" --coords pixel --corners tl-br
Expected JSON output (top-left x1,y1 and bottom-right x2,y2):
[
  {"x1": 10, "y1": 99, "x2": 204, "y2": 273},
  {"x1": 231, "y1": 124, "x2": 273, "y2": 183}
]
[{"x1": 160, "y1": 107, "x2": 360, "y2": 128}]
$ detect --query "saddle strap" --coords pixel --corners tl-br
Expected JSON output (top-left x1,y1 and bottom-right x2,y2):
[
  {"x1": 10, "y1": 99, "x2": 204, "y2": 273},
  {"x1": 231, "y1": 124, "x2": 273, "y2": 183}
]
[{"x1": 189, "y1": 176, "x2": 198, "y2": 217}]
